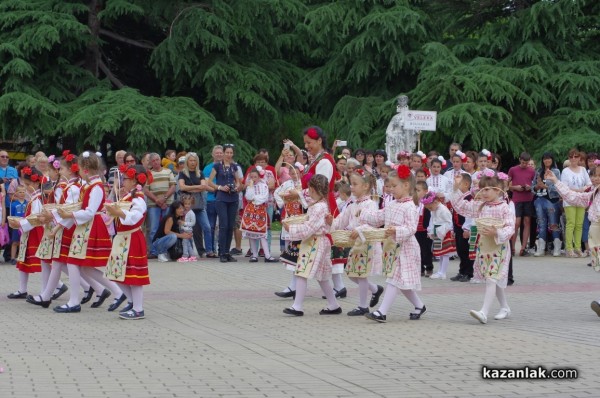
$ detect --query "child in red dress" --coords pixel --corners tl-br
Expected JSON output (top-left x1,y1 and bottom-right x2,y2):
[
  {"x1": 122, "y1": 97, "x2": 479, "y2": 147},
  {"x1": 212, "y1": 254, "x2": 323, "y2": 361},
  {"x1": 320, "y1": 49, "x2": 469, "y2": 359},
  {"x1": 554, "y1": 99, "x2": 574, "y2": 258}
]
[{"x1": 105, "y1": 165, "x2": 151, "y2": 319}]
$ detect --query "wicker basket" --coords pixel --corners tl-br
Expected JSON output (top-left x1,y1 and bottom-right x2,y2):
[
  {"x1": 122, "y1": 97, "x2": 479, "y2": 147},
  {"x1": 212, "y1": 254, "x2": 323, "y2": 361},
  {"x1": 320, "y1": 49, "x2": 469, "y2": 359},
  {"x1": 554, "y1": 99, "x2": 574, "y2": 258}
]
[
  {"x1": 42, "y1": 203, "x2": 58, "y2": 212},
  {"x1": 331, "y1": 230, "x2": 355, "y2": 248},
  {"x1": 7, "y1": 216, "x2": 22, "y2": 224},
  {"x1": 104, "y1": 201, "x2": 133, "y2": 212},
  {"x1": 282, "y1": 214, "x2": 308, "y2": 225},
  {"x1": 58, "y1": 203, "x2": 82, "y2": 213},
  {"x1": 475, "y1": 217, "x2": 505, "y2": 229},
  {"x1": 362, "y1": 228, "x2": 387, "y2": 243}
]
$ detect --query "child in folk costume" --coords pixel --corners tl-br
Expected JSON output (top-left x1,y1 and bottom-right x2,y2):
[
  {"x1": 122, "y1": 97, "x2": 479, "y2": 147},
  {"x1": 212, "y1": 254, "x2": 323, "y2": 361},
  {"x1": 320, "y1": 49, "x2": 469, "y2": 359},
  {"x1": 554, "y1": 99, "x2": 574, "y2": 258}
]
[
  {"x1": 27, "y1": 153, "x2": 94, "y2": 308},
  {"x1": 274, "y1": 163, "x2": 304, "y2": 298},
  {"x1": 6, "y1": 167, "x2": 44, "y2": 299},
  {"x1": 242, "y1": 166, "x2": 277, "y2": 263},
  {"x1": 415, "y1": 181, "x2": 434, "y2": 277},
  {"x1": 427, "y1": 157, "x2": 452, "y2": 203},
  {"x1": 104, "y1": 165, "x2": 151, "y2": 319},
  {"x1": 330, "y1": 170, "x2": 384, "y2": 316},
  {"x1": 282, "y1": 174, "x2": 341, "y2": 316},
  {"x1": 449, "y1": 174, "x2": 475, "y2": 283},
  {"x1": 545, "y1": 166, "x2": 600, "y2": 317},
  {"x1": 177, "y1": 194, "x2": 197, "y2": 262},
  {"x1": 422, "y1": 191, "x2": 456, "y2": 280},
  {"x1": 53, "y1": 152, "x2": 125, "y2": 313},
  {"x1": 329, "y1": 181, "x2": 352, "y2": 273},
  {"x1": 451, "y1": 170, "x2": 515, "y2": 324},
  {"x1": 360, "y1": 165, "x2": 426, "y2": 322}
]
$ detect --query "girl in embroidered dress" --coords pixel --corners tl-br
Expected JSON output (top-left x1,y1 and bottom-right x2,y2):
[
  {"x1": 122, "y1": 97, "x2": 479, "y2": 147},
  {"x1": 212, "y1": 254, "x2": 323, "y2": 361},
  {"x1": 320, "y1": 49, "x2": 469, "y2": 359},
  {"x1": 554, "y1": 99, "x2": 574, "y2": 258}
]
[
  {"x1": 451, "y1": 170, "x2": 515, "y2": 324},
  {"x1": 360, "y1": 165, "x2": 426, "y2": 322},
  {"x1": 427, "y1": 157, "x2": 452, "y2": 203},
  {"x1": 544, "y1": 166, "x2": 600, "y2": 317},
  {"x1": 6, "y1": 167, "x2": 44, "y2": 299},
  {"x1": 104, "y1": 165, "x2": 151, "y2": 319},
  {"x1": 282, "y1": 174, "x2": 341, "y2": 316},
  {"x1": 52, "y1": 152, "x2": 124, "y2": 313},
  {"x1": 28, "y1": 154, "x2": 94, "y2": 307},
  {"x1": 242, "y1": 166, "x2": 276, "y2": 262},
  {"x1": 329, "y1": 170, "x2": 383, "y2": 316},
  {"x1": 422, "y1": 191, "x2": 456, "y2": 280}
]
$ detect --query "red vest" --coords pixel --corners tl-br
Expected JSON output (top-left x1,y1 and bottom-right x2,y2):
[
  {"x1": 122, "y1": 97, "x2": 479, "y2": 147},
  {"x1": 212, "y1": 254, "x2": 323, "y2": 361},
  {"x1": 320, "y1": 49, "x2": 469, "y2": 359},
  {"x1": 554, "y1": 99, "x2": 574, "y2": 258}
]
[{"x1": 302, "y1": 153, "x2": 339, "y2": 217}]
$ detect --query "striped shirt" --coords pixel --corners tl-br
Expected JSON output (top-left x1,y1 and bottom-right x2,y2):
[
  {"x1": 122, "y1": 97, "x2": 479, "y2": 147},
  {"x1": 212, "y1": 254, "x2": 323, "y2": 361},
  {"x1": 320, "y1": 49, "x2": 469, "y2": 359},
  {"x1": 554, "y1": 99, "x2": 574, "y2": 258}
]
[{"x1": 147, "y1": 168, "x2": 176, "y2": 207}]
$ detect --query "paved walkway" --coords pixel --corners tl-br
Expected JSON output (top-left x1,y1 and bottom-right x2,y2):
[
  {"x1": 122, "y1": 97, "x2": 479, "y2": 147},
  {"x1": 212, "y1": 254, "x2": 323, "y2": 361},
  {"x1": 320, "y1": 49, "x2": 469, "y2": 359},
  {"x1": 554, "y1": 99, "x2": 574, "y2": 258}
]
[{"x1": 1, "y1": 242, "x2": 600, "y2": 397}]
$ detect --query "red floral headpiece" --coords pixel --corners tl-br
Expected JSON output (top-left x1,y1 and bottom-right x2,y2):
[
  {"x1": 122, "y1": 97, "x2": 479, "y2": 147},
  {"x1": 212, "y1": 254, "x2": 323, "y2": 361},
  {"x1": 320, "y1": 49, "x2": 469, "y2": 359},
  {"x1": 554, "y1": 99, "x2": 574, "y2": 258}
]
[
  {"x1": 62, "y1": 150, "x2": 70, "y2": 158},
  {"x1": 354, "y1": 168, "x2": 365, "y2": 176},
  {"x1": 136, "y1": 173, "x2": 147, "y2": 184},
  {"x1": 31, "y1": 174, "x2": 39, "y2": 182},
  {"x1": 71, "y1": 163, "x2": 79, "y2": 173},
  {"x1": 22, "y1": 167, "x2": 32, "y2": 176},
  {"x1": 423, "y1": 166, "x2": 431, "y2": 178},
  {"x1": 126, "y1": 168, "x2": 136, "y2": 179},
  {"x1": 119, "y1": 164, "x2": 128, "y2": 173},
  {"x1": 306, "y1": 127, "x2": 319, "y2": 140},
  {"x1": 397, "y1": 165, "x2": 411, "y2": 179},
  {"x1": 65, "y1": 154, "x2": 75, "y2": 162}
]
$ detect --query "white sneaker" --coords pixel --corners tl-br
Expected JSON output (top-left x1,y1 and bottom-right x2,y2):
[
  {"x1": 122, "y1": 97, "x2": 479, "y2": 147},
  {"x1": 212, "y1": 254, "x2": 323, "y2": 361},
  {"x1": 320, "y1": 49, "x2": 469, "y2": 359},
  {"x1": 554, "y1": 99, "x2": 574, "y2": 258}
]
[
  {"x1": 469, "y1": 310, "x2": 487, "y2": 324},
  {"x1": 157, "y1": 253, "x2": 169, "y2": 262},
  {"x1": 494, "y1": 308, "x2": 511, "y2": 320},
  {"x1": 429, "y1": 272, "x2": 446, "y2": 280},
  {"x1": 469, "y1": 278, "x2": 483, "y2": 284}
]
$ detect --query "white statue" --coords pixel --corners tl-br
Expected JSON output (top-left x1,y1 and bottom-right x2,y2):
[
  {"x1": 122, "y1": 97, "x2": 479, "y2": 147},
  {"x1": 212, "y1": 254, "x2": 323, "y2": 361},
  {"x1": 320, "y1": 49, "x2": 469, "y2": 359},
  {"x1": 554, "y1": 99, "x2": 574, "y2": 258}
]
[{"x1": 385, "y1": 95, "x2": 418, "y2": 161}]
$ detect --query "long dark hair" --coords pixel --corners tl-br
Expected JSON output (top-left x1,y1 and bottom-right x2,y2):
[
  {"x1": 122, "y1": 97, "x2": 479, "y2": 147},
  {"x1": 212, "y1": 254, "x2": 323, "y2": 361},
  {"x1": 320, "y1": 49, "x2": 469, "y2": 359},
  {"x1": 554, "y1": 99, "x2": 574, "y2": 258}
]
[
  {"x1": 303, "y1": 126, "x2": 329, "y2": 153},
  {"x1": 538, "y1": 152, "x2": 557, "y2": 175}
]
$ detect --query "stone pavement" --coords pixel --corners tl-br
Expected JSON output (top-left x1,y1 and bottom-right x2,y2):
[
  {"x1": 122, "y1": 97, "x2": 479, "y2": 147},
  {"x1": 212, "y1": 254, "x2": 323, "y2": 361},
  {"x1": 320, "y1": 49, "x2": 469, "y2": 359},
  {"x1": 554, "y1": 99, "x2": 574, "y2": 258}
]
[{"x1": 1, "y1": 242, "x2": 600, "y2": 397}]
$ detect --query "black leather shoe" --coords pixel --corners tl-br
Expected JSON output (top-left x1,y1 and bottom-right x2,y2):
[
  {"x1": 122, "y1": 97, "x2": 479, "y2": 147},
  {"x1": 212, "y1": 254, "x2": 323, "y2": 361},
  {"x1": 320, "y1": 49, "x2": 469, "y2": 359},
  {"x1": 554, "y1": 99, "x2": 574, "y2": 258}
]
[
  {"x1": 409, "y1": 305, "x2": 427, "y2": 320},
  {"x1": 264, "y1": 257, "x2": 279, "y2": 263},
  {"x1": 283, "y1": 307, "x2": 304, "y2": 316},
  {"x1": 7, "y1": 291, "x2": 27, "y2": 299},
  {"x1": 347, "y1": 307, "x2": 369, "y2": 316},
  {"x1": 319, "y1": 307, "x2": 342, "y2": 315},
  {"x1": 274, "y1": 289, "x2": 296, "y2": 299},
  {"x1": 322, "y1": 287, "x2": 347, "y2": 299},
  {"x1": 51, "y1": 284, "x2": 69, "y2": 300},
  {"x1": 107, "y1": 294, "x2": 127, "y2": 312},
  {"x1": 449, "y1": 274, "x2": 464, "y2": 282},
  {"x1": 370, "y1": 285, "x2": 384, "y2": 307},
  {"x1": 53, "y1": 304, "x2": 81, "y2": 313},
  {"x1": 119, "y1": 302, "x2": 133, "y2": 313},
  {"x1": 365, "y1": 311, "x2": 387, "y2": 323},
  {"x1": 458, "y1": 275, "x2": 471, "y2": 282},
  {"x1": 220, "y1": 255, "x2": 228, "y2": 263},
  {"x1": 81, "y1": 287, "x2": 95, "y2": 304},
  {"x1": 26, "y1": 295, "x2": 51, "y2": 308},
  {"x1": 90, "y1": 289, "x2": 111, "y2": 308},
  {"x1": 226, "y1": 254, "x2": 237, "y2": 262}
]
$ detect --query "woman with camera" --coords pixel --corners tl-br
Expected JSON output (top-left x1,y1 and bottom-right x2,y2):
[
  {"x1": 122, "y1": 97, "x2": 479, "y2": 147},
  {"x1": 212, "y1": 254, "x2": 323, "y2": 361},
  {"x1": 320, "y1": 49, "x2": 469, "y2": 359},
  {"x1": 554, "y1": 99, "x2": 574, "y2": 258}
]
[{"x1": 208, "y1": 144, "x2": 242, "y2": 263}]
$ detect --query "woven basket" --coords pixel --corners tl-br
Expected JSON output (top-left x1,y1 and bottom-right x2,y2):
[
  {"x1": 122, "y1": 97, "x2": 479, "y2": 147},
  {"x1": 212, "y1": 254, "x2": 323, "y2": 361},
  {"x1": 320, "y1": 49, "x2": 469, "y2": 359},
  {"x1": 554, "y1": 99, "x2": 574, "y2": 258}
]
[
  {"x1": 7, "y1": 216, "x2": 22, "y2": 224},
  {"x1": 104, "y1": 201, "x2": 132, "y2": 212},
  {"x1": 331, "y1": 230, "x2": 355, "y2": 248},
  {"x1": 362, "y1": 228, "x2": 387, "y2": 243},
  {"x1": 475, "y1": 217, "x2": 505, "y2": 229},
  {"x1": 58, "y1": 203, "x2": 82, "y2": 213},
  {"x1": 42, "y1": 203, "x2": 58, "y2": 211},
  {"x1": 282, "y1": 214, "x2": 308, "y2": 225}
]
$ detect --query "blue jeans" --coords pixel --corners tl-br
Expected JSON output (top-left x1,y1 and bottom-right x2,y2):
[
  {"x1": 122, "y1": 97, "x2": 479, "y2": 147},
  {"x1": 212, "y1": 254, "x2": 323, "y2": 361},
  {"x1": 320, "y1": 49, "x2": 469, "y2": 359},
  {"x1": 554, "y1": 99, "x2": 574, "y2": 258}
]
[
  {"x1": 216, "y1": 200, "x2": 238, "y2": 256},
  {"x1": 266, "y1": 204, "x2": 274, "y2": 250},
  {"x1": 194, "y1": 209, "x2": 213, "y2": 254},
  {"x1": 583, "y1": 211, "x2": 590, "y2": 243},
  {"x1": 534, "y1": 197, "x2": 561, "y2": 241},
  {"x1": 182, "y1": 238, "x2": 194, "y2": 257},
  {"x1": 147, "y1": 206, "x2": 169, "y2": 245},
  {"x1": 206, "y1": 201, "x2": 218, "y2": 253},
  {"x1": 151, "y1": 234, "x2": 177, "y2": 256}
]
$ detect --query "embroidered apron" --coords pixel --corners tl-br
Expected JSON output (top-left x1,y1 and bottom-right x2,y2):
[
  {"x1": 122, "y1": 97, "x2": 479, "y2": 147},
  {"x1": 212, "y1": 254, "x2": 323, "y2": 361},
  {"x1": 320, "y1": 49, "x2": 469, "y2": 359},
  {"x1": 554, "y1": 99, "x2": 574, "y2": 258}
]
[
  {"x1": 382, "y1": 238, "x2": 401, "y2": 278},
  {"x1": 346, "y1": 241, "x2": 374, "y2": 278},
  {"x1": 475, "y1": 218, "x2": 506, "y2": 279},
  {"x1": 104, "y1": 227, "x2": 139, "y2": 282},
  {"x1": 294, "y1": 235, "x2": 320, "y2": 278},
  {"x1": 35, "y1": 223, "x2": 55, "y2": 260}
]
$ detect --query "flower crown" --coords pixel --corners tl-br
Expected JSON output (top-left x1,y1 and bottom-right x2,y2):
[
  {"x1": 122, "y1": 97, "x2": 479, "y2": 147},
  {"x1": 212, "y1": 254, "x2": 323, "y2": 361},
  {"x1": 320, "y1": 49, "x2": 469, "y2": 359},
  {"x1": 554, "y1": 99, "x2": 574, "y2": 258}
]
[
  {"x1": 306, "y1": 127, "x2": 319, "y2": 140},
  {"x1": 396, "y1": 150, "x2": 411, "y2": 158},
  {"x1": 416, "y1": 151, "x2": 427, "y2": 164},
  {"x1": 420, "y1": 191, "x2": 436, "y2": 205},
  {"x1": 481, "y1": 149, "x2": 492, "y2": 161},
  {"x1": 497, "y1": 172, "x2": 509, "y2": 181},
  {"x1": 455, "y1": 150, "x2": 467, "y2": 163},
  {"x1": 254, "y1": 165, "x2": 266, "y2": 177},
  {"x1": 437, "y1": 155, "x2": 447, "y2": 168}
]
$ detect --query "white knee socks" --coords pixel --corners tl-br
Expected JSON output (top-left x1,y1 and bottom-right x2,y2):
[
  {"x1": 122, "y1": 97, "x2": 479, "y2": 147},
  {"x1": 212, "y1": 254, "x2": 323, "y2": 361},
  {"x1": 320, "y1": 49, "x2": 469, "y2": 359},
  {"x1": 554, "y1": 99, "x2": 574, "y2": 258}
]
[
  {"x1": 18, "y1": 271, "x2": 29, "y2": 294},
  {"x1": 319, "y1": 280, "x2": 339, "y2": 310},
  {"x1": 496, "y1": 284, "x2": 509, "y2": 309},
  {"x1": 378, "y1": 284, "x2": 398, "y2": 315},
  {"x1": 250, "y1": 239, "x2": 259, "y2": 258},
  {"x1": 332, "y1": 273, "x2": 345, "y2": 291},
  {"x1": 41, "y1": 262, "x2": 64, "y2": 301},
  {"x1": 289, "y1": 274, "x2": 297, "y2": 291},
  {"x1": 291, "y1": 277, "x2": 308, "y2": 311},
  {"x1": 401, "y1": 289, "x2": 424, "y2": 310},
  {"x1": 349, "y1": 277, "x2": 369, "y2": 308},
  {"x1": 40, "y1": 261, "x2": 51, "y2": 293},
  {"x1": 260, "y1": 238, "x2": 271, "y2": 258},
  {"x1": 66, "y1": 264, "x2": 81, "y2": 307},
  {"x1": 131, "y1": 286, "x2": 144, "y2": 312},
  {"x1": 438, "y1": 255, "x2": 450, "y2": 275},
  {"x1": 481, "y1": 279, "x2": 497, "y2": 316}
]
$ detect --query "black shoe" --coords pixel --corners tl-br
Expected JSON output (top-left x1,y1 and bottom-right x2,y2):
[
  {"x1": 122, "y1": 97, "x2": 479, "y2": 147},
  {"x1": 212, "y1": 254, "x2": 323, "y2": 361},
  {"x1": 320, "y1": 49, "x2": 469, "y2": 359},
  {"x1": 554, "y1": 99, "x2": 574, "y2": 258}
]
[
  {"x1": 7, "y1": 291, "x2": 27, "y2": 299},
  {"x1": 107, "y1": 294, "x2": 127, "y2": 312},
  {"x1": 459, "y1": 275, "x2": 471, "y2": 282},
  {"x1": 322, "y1": 287, "x2": 347, "y2": 299},
  {"x1": 347, "y1": 307, "x2": 369, "y2": 316},
  {"x1": 220, "y1": 255, "x2": 228, "y2": 263},
  {"x1": 365, "y1": 311, "x2": 386, "y2": 323},
  {"x1": 226, "y1": 254, "x2": 237, "y2": 262},
  {"x1": 90, "y1": 289, "x2": 111, "y2": 308},
  {"x1": 409, "y1": 305, "x2": 427, "y2": 320},
  {"x1": 249, "y1": 257, "x2": 258, "y2": 263},
  {"x1": 264, "y1": 257, "x2": 278, "y2": 263},
  {"x1": 274, "y1": 289, "x2": 295, "y2": 299},
  {"x1": 507, "y1": 279, "x2": 515, "y2": 286},
  {"x1": 51, "y1": 284, "x2": 69, "y2": 300},
  {"x1": 319, "y1": 307, "x2": 342, "y2": 315},
  {"x1": 370, "y1": 285, "x2": 384, "y2": 307},
  {"x1": 53, "y1": 304, "x2": 81, "y2": 313},
  {"x1": 449, "y1": 274, "x2": 464, "y2": 282},
  {"x1": 119, "y1": 302, "x2": 133, "y2": 313},
  {"x1": 81, "y1": 288, "x2": 95, "y2": 304},
  {"x1": 230, "y1": 248, "x2": 243, "y2": 256},
  {"x1": 283, "y1": 307, "x2": 304, "y2": 316},
  {"x1": 26, "y1": 295, "x2": 51, "y2": 308}
]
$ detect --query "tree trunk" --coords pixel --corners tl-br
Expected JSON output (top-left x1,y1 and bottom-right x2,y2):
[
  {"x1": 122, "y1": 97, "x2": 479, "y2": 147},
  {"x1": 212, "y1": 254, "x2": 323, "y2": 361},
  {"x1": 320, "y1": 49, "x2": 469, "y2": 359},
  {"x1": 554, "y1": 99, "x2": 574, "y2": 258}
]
[{"x1": 84, "y1": 0, "x2": 102, "y2": 77}]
